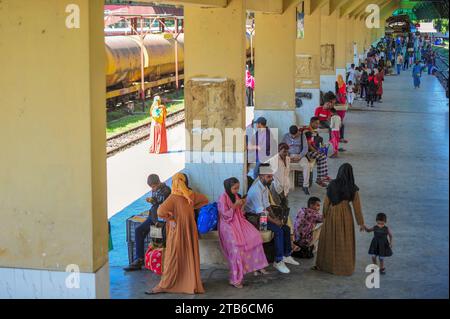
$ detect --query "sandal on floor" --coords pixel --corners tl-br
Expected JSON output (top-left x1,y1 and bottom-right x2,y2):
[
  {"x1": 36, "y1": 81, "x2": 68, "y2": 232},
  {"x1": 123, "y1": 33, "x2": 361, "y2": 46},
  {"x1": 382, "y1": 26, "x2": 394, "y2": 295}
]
[
  {"x1": 229, "y1": 282, "x2": 244, "y2": 289},
  {"x1": 145, "y1": 287, "x2": 165, "y2": 295},
  {"x1": 316, "y1": 180, "x2": 328, "y2": 188},
  {"x1": 259, "y1": 269, "x2": 270, "y2": 275}
]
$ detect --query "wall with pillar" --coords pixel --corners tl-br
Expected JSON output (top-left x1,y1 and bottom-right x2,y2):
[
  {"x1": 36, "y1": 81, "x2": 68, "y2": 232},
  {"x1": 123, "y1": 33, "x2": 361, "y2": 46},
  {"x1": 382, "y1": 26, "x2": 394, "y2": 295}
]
[
  {"x1": 253, "y1": 0, "x2": 297, "y2": 139},
  {"x1": 295, "y1": 0, "x2": 321, "y2": 125},
  {"x1": 183, "y1": 0, "x2": 247, "y2": 201},
  {"x1": 0, "y1": 0, "x2": 109, "y2": 298}
]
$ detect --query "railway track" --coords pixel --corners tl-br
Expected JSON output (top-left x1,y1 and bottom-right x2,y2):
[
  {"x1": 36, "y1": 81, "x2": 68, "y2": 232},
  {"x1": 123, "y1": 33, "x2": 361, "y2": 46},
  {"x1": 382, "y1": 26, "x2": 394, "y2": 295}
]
[
  {"x1": 106, "y1": 109, "x2": 185, "y2": 157},
  {"x1": 433, "y1": 48, "x2": 449, "y2": 96}
]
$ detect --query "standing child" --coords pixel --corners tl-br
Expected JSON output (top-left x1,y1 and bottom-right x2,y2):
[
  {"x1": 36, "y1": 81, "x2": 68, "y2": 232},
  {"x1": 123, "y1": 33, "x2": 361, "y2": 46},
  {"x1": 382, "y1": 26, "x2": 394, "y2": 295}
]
[
  {"x1": 329, "y1": 108, "x2": 341, "y2": 158},
  {"x1": 365, "y1": 213, "x2": 393, "y2": 275},
  {"x1": 347, "y1": 81, "x2": 355, "y2": 107}
]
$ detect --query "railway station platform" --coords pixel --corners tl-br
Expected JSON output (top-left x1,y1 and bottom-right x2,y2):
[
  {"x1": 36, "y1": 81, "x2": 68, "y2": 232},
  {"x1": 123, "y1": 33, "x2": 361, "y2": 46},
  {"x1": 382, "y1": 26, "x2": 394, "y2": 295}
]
[
  {"x1": 109, "y1": 71, "x2": 449, "y2": 299},
  {"x1": 2, "y1": 0, "x2": 449, "y2": 300}
]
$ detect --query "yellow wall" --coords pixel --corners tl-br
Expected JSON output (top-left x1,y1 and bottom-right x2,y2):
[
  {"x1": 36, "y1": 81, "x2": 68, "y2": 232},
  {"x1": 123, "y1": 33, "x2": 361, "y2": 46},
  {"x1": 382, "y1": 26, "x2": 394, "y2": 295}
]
[
  {"x1": 296, "y1": 0, "x2": 321, "y2": 89},
  {"x1": 254, "y1": 0, "x2": 297, "y2": 109},
  {"x1": 0, "y1": 0, "x2": 107, "y2": 273},
  {"x1": 184, "y1": 0, "x2": 246, "y2": 151},
  {"x1": 320, "y1": 4, "x2": 337, "y2": 75}
]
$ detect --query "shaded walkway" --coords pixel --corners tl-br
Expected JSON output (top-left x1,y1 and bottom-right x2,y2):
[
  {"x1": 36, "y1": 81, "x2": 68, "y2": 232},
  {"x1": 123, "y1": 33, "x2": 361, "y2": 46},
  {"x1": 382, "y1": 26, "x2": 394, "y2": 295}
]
[{"x1": 110, "y1": 70, "x2": 449, "y2": 299}]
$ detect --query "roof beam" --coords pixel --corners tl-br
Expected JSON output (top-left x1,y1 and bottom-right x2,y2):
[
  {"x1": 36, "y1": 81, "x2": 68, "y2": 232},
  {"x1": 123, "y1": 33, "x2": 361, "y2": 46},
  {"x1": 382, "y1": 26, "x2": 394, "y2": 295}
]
[
  {"x1": 329, "y1": 0, "x2": 350, "y2": 15},
  {"x1": 310, "y1": 0, "x2": 329, "y2": 14},
  {"x1": 358, "y1": 0, "x2": 386, "y2": 20},
  {"x1": 339, "y1": 0, "x2": 366, "y2": 18},
  {"x1": 246, "y1": 0, "x2": 283, "y2": 14},
  {"x1": 143, "y1": 0, "x2": 228, "y2": 8},
  {"x1": 349, "y1": 1, "x2": 370, "y2": 18}
]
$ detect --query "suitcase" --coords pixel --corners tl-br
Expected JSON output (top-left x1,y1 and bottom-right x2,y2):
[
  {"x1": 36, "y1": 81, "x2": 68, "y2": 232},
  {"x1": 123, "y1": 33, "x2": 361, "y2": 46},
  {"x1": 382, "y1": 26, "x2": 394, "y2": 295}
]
[{"x1": 126, "y1": 213, "x2": 152, "y2": 264}]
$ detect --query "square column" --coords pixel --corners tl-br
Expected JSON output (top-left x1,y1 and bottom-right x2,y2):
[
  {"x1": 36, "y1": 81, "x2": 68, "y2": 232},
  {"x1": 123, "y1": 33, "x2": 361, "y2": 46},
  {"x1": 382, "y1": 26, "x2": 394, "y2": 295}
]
[
  {"x1": 254, "y1": 0, "x2": 297, "y2": 140},
  {"x1": 320, "y1": 6, "x2": 340, "y2": 94},
  {"x1": 183, "y1": 0, "x2": 247, "y2": 201},
  {"x1": 296, "y1": 0, "x2": 322, "y2": 125},
  {"x1": 0, "y1": 0, "x2": 109, "y2": 298}
]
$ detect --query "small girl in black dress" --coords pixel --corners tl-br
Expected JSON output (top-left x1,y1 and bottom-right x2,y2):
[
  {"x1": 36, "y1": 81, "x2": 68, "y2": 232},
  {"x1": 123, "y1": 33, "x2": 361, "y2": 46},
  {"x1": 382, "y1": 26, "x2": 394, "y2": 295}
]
[{"x1": 365, "y1": 213, "x2": 393, "y2": 275}]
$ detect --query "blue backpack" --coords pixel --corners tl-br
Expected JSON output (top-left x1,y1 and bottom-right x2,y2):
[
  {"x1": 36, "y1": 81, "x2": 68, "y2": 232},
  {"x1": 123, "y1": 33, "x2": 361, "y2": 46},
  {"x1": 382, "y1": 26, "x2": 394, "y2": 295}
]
[{"x1": 197, "y1": 202, "x2": 218, "y2": 234}]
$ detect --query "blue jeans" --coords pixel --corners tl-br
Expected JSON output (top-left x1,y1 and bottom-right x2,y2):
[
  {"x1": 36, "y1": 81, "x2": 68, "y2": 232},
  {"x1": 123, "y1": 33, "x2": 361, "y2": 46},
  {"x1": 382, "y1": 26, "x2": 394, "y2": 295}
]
[
  {"x1": 413, "y1": 76, "x2": 421, "y2": 88},
  {"x1": 397, "y1": 64, "x2": 401, "y2": 75},
  {"x1": 267, "y1": 222, "x2": 292, "y2": 263}
]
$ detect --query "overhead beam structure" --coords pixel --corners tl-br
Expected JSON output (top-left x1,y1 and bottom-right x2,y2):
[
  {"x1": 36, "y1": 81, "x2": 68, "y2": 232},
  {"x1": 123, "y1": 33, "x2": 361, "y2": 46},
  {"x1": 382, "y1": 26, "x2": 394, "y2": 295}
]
[
  {"x1": 246, "y1": 0, "x2": 283, "y2": 13},
  {"x1": 144, "y1": 0, "x2": 228, "y2": 8}
]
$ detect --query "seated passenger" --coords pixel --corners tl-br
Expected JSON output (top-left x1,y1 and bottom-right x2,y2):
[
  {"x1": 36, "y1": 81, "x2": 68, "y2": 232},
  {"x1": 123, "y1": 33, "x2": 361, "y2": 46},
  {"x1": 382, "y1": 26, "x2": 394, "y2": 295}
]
[
  {"x1": 292, "y1": 197, "x2": 323, "y2": 259},
  {"x1": 303, "y1": 117, "x2": 331, "y2": 188},
  {"x1": 247, "y1": 117, "x2": 277, "y2": 190},
  {"x1": 244, "y1": 164, "x2": 299, "y2": 274},
  {"x1": 281, "y1": 125, "x2": 312, "y2": 195},
  {"x1": 268, "y1": 143, "x2": 291, "y2": 208},
  {"x1": 124, "y1": 174, "x2": 171, "y2": 272},
  {"x1": 218, "y1": 177, "x2": 269, "y2": 289}
]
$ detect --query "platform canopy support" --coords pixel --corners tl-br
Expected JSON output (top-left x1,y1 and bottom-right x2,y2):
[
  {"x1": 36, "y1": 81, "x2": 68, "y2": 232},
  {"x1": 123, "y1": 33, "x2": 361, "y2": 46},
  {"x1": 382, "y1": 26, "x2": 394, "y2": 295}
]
[{"x1": 0, "y1": 0, "x2": 109, "y2": 298}]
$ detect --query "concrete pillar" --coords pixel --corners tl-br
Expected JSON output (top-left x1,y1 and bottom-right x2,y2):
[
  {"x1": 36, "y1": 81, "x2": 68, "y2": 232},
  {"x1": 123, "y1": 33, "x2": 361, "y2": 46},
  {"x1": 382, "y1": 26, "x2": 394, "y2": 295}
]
[
  {"x1": 0, "y1": 0, "x2": 109, "y2": 298},
  {"x1": 254, "y1": 0, "x2": 297, "y2": 139},
  {"x1": 320, "y1": 4, "x2": 338, "y2": 94},
  {"x1": 295, "y1": 0, "x2": 322, "y2": 125},
  {"x1": 183, "y1": 0, "x2": 247, "y2": 201},
  {"x1": 335, "y1": 14, "x2": 348, "y2": 83}
]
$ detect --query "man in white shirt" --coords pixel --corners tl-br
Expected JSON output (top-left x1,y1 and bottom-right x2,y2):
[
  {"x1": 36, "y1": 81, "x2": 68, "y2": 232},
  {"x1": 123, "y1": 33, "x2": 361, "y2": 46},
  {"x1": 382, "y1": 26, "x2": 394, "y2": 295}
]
[
  {"x1": 244, "y1": 163, "x2": 299, "y2": 274},
  {"x1": 269, "y1": 143, "x2": 291, "y2": 206},
  {"x1": 347, "y1": 64, "x2": 356, "y2": 84}
]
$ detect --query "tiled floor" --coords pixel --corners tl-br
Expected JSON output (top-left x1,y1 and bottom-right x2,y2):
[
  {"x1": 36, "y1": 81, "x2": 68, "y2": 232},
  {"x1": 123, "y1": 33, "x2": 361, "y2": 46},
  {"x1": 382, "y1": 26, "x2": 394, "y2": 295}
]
[{"x1": 109, "y1": 71, "x2": 449, "y2": 299}]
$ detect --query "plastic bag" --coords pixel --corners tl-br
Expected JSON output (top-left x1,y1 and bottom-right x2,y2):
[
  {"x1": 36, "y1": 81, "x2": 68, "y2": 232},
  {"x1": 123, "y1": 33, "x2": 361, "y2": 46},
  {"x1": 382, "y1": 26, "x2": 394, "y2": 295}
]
[{"x1": 197, "y1": 202, "x2": 218, "y2": 234}]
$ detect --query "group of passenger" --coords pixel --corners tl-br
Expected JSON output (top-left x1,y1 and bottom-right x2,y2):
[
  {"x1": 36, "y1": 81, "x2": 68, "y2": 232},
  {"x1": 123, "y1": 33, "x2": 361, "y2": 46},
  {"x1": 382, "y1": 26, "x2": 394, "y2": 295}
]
[
  {"x1": 381, "y1": 34, "x2": 437, "y2": 89},
  {"x1": 125, "y1": 105, "x2": 393, "y2": 295},
  {"x1": 129, "y1": 43, "x2": 400, "y2": 296}
]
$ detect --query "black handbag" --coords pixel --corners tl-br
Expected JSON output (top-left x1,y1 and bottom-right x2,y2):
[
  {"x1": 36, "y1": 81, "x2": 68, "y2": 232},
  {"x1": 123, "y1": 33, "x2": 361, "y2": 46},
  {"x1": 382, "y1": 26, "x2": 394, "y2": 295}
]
[
  {"x1": 245, "y1": 212, "x2": 260, "y2": 229},
  {"x1": 269, "y1": 205, "x2": 290, "y2": 226}
]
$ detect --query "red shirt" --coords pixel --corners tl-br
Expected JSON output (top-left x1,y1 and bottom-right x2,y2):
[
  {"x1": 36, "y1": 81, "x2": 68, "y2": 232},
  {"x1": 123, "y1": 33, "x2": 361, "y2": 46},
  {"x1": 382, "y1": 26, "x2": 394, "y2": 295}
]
[{"x1": 314, "y1": 106, "x2": 331, "y2": 121}]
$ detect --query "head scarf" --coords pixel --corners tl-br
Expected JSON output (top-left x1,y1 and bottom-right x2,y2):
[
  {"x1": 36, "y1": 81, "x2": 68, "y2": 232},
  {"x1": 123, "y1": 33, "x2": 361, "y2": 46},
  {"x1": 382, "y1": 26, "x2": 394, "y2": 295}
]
[
  {"x1": 224, "y1": 177, "x2": 240, "y2": 204},
  {"x1": 150, "y1": 96, "x2": 165, "y2": 124},
  {"x1": 337, "y1": 74, "x2": 345, "y2": 89},
  {"x1": 171, "y1": 173, "x2": 193, "y2": 202},
  {"x1": 326, "y1": 163, "x2": 359, "y2": 206}
]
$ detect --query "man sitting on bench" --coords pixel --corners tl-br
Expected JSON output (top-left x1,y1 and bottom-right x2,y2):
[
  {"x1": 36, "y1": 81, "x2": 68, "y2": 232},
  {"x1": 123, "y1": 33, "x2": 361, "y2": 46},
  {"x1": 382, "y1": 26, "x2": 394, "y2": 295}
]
[
  {"x1": 244, "y1": 164, "x2": 299, "y2": 274},
  {"x1": 281, "y1": 125, "x2": 312, "y2": 195},
  {"x1": 123, "y1": 174, "x2": 171, "y2": 271}
]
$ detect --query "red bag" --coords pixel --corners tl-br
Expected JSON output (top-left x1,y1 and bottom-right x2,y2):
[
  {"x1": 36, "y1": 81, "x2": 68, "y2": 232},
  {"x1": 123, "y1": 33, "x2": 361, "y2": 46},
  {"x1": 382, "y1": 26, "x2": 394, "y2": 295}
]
[{"x1": 144, "y1": 245, "x2": 164, "y2": 275}]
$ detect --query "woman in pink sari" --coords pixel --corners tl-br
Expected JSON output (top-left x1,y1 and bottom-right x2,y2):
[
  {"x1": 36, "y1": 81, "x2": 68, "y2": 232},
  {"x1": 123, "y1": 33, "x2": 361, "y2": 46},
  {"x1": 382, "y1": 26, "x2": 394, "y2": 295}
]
[{"x1": 218, "y1": 177, "x2": 269, "y2": 288}]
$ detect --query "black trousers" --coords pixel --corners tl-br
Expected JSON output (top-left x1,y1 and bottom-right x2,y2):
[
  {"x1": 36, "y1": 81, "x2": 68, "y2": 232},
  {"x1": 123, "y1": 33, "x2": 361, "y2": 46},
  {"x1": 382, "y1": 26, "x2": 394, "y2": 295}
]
[
  {"x1": 360, "y1": 84, "x2": 368, "y2": 98},
  {"x1": 246, "y1": 87, "x2": 254, "y2": 106},
  {"x1": 366, "y1": 94, "x2": 375, "y2": 106},
  {"x1": 340, "y1": 124, "x2": 345, "y2": 139}
]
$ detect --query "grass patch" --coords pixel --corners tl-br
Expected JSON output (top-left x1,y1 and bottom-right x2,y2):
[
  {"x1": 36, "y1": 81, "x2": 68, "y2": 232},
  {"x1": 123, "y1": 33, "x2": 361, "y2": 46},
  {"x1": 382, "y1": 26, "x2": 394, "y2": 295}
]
[{"x1": 106, "y1": 90, "x2": 184, "y2": 138}]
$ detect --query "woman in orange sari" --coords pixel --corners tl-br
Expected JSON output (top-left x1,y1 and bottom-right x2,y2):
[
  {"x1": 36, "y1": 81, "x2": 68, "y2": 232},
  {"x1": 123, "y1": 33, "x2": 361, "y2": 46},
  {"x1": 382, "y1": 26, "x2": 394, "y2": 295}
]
[
  {"x1": 336, "y1": 75, "x2": 347, "y2": 105},
  {"x1": 149, "y1": 96, "x2": 168, "y2": 154}
]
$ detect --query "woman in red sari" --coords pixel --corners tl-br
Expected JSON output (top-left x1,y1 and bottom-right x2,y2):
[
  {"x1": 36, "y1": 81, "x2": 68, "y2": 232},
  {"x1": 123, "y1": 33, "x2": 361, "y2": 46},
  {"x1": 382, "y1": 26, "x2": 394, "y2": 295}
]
[
  {"x1": 149, "y1": 96, "x2": 168, "y2": 154},
  {"x1": 375, "y1": 67, "x2": 384, "y2": 102},
  {"x1": 336, "y1": 75, "x2": 347, "y2": 105}
]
